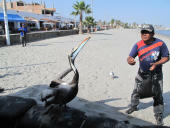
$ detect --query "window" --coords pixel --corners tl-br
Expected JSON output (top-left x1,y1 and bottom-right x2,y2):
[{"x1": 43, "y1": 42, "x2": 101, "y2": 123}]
[{"x1": 17, "y1": 2, "x2": 24, "y2": 6}]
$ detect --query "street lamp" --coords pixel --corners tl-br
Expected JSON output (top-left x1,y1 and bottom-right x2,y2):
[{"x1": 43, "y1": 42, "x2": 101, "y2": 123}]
[
  {"x1": 91, "y1": 0, "x2": 93, "y2": 32},
  {"x1": 74, "y1": 16, "x2": 77, "y2": 29},
  {"x1": 91, "y1": 0, "x2": 93, "y2": 17},
  {"x1": 3, "y1": 0, "x2": 10, "y2": 45}
]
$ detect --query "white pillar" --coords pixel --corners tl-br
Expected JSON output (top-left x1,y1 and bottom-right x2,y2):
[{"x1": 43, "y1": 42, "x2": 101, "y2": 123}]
[
  {"x1": 3, "y1": 0, "x2": 10, "y2": 45},
  {"x1": 36, "y1": 21, "x2": 40, "y2": 30},
  {"x1": 17, "y1": 22, "x2": 20, "y2": 28},
  {"x1": 14, "y1": 22, "x2": 18, "y2": 29}
]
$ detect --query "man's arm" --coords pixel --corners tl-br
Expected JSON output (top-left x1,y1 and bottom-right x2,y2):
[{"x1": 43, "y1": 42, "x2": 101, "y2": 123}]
[
  {"x1": 150, "y1": 57, "x2": 169, "y2": 71},
  {"x1": 127, "y1": 56, "x2": 136, "y2": 65},
  {"x1": 18, "y1": 28, "x2": 24, "y2": 32},
  {"x1": 128, "y1": 43, "x2": 138, "y2": 66}
]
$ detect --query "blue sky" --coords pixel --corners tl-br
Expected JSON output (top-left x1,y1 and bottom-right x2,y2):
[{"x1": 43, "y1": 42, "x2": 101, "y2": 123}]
[{"x1": 5, "y1": 0, "x2": 170, "y2": 27}]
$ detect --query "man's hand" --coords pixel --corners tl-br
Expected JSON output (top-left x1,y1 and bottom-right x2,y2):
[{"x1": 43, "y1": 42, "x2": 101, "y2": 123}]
[
  {"x1": 149, "y1": 63, "x2": 157, "y2": 71},
  {"x1": 127, "y1": 56, "x2": 136, "y2": 65},
  {"x1": 150, "y1": 57, "x2": 169, "y2": 71}
]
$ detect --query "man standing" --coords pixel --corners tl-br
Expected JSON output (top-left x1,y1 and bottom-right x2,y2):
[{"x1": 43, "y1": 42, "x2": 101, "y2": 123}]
[
  {"x1": 126, "y1": 24, "x2": 169, "y2": 125},
  {"x1": 18, "y1": 24, "x2": 27, "y2": 47}
]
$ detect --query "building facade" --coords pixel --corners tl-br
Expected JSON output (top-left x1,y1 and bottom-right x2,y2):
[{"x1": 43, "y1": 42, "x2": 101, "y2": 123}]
[{"x1": 0, "y1": 0, "x2": 56, "y2": 16}]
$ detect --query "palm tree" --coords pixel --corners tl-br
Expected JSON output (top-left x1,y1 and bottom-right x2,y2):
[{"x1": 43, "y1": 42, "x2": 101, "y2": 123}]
[
  {"x1": 115, "y1": 20, "x2": 122, "y2": 28},
  {"x1": 124, "y1": 23, "x2": 129, "y2": 28},
  {"x1": 71, "y1": 1, "x2": 91, "y2": 34},
  {"x1": 83, "y1": 16, "x2": 96, "y2": 33},
  {"x1": 110, "y1": 19, "x2": 115, "y2": 28}
]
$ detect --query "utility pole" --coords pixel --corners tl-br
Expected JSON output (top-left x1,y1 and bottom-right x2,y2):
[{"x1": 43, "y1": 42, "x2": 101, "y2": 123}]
[
  {"x1": 9, "y1": 0, "x2": 12, "y2": 8},
  {"x1": 74, "y1": 16, "x2": 77, "y2": 29},
  {"x1": 91, "y1": 0, "x2": 93, "y2": 32},
  {"x1": 44, "y1": 1, "x2": 46, "y2": 14},
  {"x1": 91, "y1": 0, "x2": 93, "y2": 17},
  {"x1": 3, "y1": 0, "x2": 10, "y2": 45}
]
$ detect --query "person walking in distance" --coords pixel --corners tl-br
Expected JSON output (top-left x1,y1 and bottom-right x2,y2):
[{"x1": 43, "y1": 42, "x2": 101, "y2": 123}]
[
  {"x1": 126, "y1": 24, "x2": 169, "y2": 126},
  {"x1": 18, "y1": 24, "x2": 27, "y2": 47}
]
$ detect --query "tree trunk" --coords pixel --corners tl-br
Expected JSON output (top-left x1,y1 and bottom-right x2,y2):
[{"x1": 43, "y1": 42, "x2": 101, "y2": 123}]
[
  {"x1": 79, "y1": 12, "x2": 83, "y2": 34},
  {"x1": 87, "y1": 26, "x2": 90, "y2": 33}
]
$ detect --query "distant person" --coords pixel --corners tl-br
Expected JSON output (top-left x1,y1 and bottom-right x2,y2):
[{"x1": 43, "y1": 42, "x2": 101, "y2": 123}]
[
  {"x1": 126, "y1": 24, "x2": 169, "y2": 126},
  {"x1": 18, "y1": 24, "x2": 27, "y2": 47}
]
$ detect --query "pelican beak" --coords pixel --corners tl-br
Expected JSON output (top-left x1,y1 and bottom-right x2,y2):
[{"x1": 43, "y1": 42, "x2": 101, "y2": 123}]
[{"x1": 69, "y1": 37, "x2": 91, "y2": 62}]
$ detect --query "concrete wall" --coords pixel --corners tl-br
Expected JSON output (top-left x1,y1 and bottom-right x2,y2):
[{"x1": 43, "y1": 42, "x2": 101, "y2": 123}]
[{"x1": 0, "y1": 30, "x2": 81, "y2": 46}]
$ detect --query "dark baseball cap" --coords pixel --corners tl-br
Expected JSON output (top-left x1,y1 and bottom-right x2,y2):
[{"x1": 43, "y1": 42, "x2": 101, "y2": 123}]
[{"x1": 141, "y1": 24, "x2": 154, "y2": 33}]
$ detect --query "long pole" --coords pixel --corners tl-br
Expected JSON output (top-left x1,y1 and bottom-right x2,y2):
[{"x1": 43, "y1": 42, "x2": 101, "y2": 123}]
[
  {"x1": 91, "y1": 0, "x2": 93, "y2": 17},
  {"x1": 74, "y1": 16, "x2": 76, "y2": 28},
  {"x1": 3, "y1": 0, "x2": 10, "y2": 45},
  {"x1": 91, "y1": 0, "x2": 93, "y2": 32}
]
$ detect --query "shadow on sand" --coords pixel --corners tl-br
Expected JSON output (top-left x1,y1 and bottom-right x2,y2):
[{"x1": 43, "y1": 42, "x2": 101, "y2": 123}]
[
  {"x1": 137, "y1": 91, "x2": 170, "y2": 119},
  {"x1": 0, "y1": 72, "x2": 22, "y2": 78},
  {"x1": 0, "y1": 61, "x2": 57, "y2": 70},
  {"x1": 92, "y1": 32, "x2": 113, "y2": 36},
  {"x1": 29, "y1": 41, "x2": 71, "y2": 47}
]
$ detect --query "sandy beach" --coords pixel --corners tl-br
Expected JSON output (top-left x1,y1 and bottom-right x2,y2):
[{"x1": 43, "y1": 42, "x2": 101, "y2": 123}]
[{"x1": 0, "y1": 29, "x2": 170, "y2": 126}]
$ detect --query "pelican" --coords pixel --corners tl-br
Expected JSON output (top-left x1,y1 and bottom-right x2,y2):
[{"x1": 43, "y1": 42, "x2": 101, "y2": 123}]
[{"x1": 41, "y1": 37, "x2": 91, "y2": 107}]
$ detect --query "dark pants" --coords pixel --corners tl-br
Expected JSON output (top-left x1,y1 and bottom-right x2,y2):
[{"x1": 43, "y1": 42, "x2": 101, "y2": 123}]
[
  {"x1": 20, "y1": 36, "x2": 26, "y2": 47},
  {"x1": 130, "y1": 69, "x2": 164, "y2": 115}
]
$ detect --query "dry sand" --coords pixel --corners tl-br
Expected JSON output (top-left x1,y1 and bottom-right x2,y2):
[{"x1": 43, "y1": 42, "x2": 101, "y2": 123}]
[{"x1": 0, "y1": 29, "x2": 170, "y2": 126}]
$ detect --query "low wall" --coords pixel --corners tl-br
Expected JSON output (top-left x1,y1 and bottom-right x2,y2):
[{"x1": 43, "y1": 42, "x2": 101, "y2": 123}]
[{"x1": 0, "y1": 29, "x2": 81, "y2": 46}]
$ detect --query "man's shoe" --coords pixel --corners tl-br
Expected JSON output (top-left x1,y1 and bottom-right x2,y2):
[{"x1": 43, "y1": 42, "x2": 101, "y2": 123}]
[
  {"x1": 155, "y1": 114, "x2": 164, "y2": 126},
  {"x1": 126, "y1": 106, "x2": 138, "y2": 114},
  {"x1": 156, "y1": 120, "x2": 164, "y2": 126}
]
